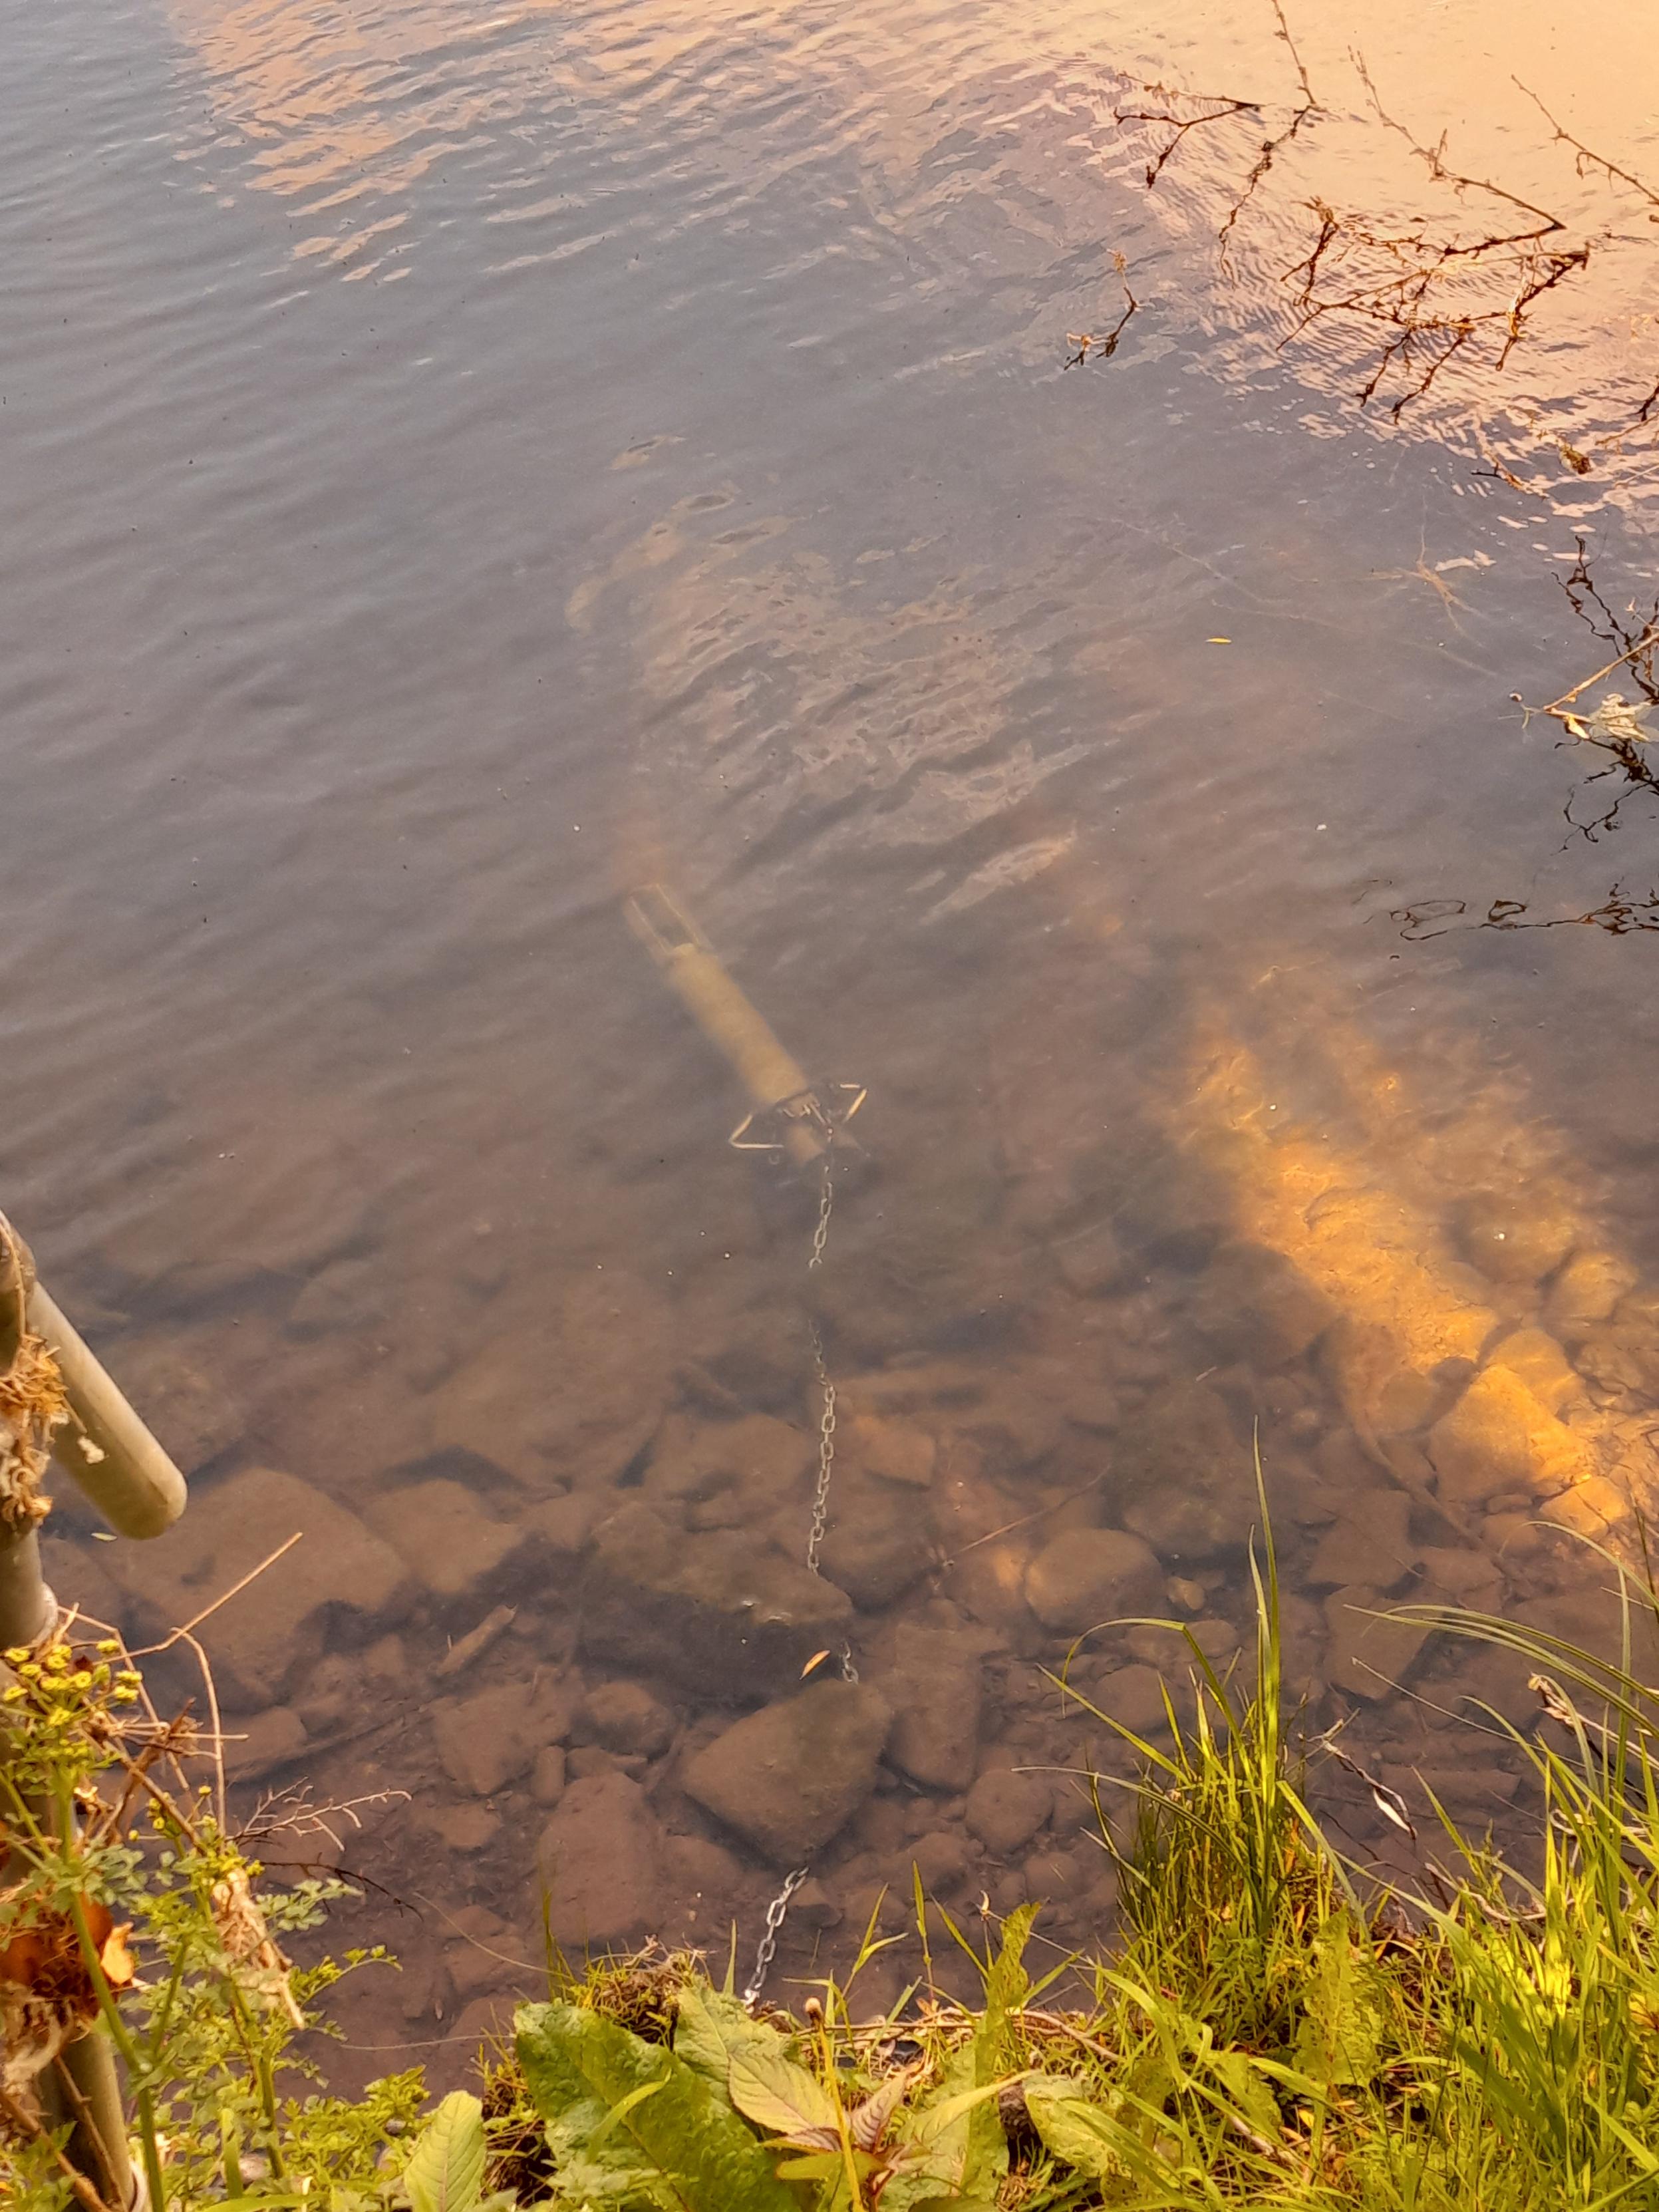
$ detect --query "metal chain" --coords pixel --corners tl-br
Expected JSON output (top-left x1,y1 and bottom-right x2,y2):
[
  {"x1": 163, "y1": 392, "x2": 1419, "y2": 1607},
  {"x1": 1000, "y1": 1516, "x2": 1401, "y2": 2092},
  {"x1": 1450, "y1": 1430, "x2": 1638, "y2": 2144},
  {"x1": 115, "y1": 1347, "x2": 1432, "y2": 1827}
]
[
  {"x1": 805, "y1": 1319, "x2": 835, "y2": 1579},
  {"x1": 809, "y1": 1140, "x2": 834, "y2": 1272},
  {"x1": 745, "y1": 1116, "x2": 857, "y2": 2012},
  {"x1": 805, "y1": 1155, "x2": 855, "y2": 1682},
  {"x1": 742, "y1": 1865, "x2": 808, "y2": 2009}
]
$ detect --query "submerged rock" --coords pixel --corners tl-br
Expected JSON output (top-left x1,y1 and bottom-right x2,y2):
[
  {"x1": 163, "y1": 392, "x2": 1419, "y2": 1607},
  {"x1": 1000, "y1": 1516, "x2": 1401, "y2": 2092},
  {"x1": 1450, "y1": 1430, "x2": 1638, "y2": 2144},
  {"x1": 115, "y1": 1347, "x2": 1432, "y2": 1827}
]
[
  {"x1": 964, "y1": 1767, "x2": 1052, "y2": 1856},
  {"x1": 1573, "y1": 1289, "x2": 1659, "y2": 1398},
  {"x1": 1306, "y1": 1488, "x2": 1417, "y2": 1592},
  {"x1": 363, "y1": 1478, "x2": 520, "y2": 1604},
  {"x1": 1118, "y1": 1382, "x2": 1253, "y2": 1563},
  {"x1": 1322, "y1": 1585, "x2": 1432, "y2": 1703},
  {"x1": 682, "y1": 1680, "x2": 892, "y2": 1862},
  {"x1": 1025, "y1": 1527, "x2": 1163, "y2": 1633},
  {"x1": 1427, "y1": 1365, "x2": 1594, "y2": 1506},
  {"x1": 287, "y1": 1255, "x2": 388, "y2": 1340},
  {"x1": 1193, "y1": 1243, "x2": 1335, "y2": 1370},
  {"x1": 90, "y1": 1330, "x2": 244, "y2": 1476},
  {"x1": 845, "y1": 1412, "x2": 937, "y2": 1489},
  {"x1": 1050, "y1": 1219, "x2": 1125, "y2": 1298},
  {"x1": 537, "y1": 1772, "x2": 665, "y2": 1951},
  {"x1": 816, "y1": 1472, "x2": 933, "y2": 1609},
  {"x1": 581, "y1": 1501, "x2": 853, "y2": 1694},
  {"x1": 579, "y1": 1681, "x2": 675, "y2": 1759},
  {"x1": 884, "y1": 1623, "x2": 983, "y2": 1790},
  {"x1": 645, "y1": 1413, "x2": 814, "y2": 1505},
  {"x1": 1457, "y1": 1195, "x2": 1579, "y2": 1287},
  {"x1": 432, "y1": 1679, "x2": 573, "y2": 1798},
  {"x1": 1324, "y1": 1318, "x2": 1448, "y2": 1447},
  {"x1": 107, "y1": 1465, "x2": 412, "y2": 1709},
  {"x1": 224, "y1": 1706, "x2": 308, "y2": 1786},
  {"x1": 430, "y1": 1272, "x2": 674, "y2": 1490},
  {"x1": 1545, "y1": 1250, "x2": 1638, "y2": 1341},
  {"x1": 1481, "y1": 1329, "x2": 1583, "y2": 1416}
]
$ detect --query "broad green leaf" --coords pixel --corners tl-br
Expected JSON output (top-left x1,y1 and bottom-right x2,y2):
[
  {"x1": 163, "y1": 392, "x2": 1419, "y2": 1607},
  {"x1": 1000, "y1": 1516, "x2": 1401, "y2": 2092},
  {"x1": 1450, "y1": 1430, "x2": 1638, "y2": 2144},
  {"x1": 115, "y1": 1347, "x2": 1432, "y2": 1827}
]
[
  {"x1": 773, "y1": 2150, "x2": 851, "y2": 2182},
  {"x1": 404, "y1": 2091, "x2": 486, "y2": 2212},
  {"x1": 1208, "y1": 2049, "x2": 1283, "y2": 2143},
  {"x1": 906, "y1": 2078, "x2": 1023, "y2": 2145},
  {"x1": 1024, "y1": 2080, "x2": 1127, "y2": 2182},
  {"x1": 964, "y1": 1904, "x2": 1032, "y2": 2191},
  {"x1": 1291, "y1": 1917, "x2": 1387, "y2": 2092},
  {"x1": 727, "y1": 2039, "x2": 839, "y2": 2139},
  {"x1": 589, "y1": 2078, "x2": 667, "y2": 2149},
  {"x1": 849, "y1": 2065, "x2": 914, "y2": 2151},
  {"x1": 893, "y1": 2047, "x2": 1014, "y2": 2206},
  {"x1": 674, "y1": 1981, "x2": 780, "y2": 2093},
  {"x1": 516, "y1": 2000, "x2": 797, "y2": 2212}
]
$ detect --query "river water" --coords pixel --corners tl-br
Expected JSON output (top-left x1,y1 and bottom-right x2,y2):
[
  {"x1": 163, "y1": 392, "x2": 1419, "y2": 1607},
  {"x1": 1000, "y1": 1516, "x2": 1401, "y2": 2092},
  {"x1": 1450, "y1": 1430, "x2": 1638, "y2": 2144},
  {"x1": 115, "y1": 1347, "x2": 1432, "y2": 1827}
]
[{"x1": 5, "y1": 0, "x2": 1659, "y2": 2070}]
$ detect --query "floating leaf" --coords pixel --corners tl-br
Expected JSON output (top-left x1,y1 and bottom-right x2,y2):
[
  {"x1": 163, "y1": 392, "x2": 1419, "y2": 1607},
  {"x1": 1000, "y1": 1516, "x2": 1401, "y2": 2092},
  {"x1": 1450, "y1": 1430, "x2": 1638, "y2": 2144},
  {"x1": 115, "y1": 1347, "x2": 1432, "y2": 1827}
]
[
  {"x1": 802, "y1": 1651, "x2": 831, "y2": 1678},
  {"x1": 404, "y1": 2091, "x2": 486, "y2": 2212}
]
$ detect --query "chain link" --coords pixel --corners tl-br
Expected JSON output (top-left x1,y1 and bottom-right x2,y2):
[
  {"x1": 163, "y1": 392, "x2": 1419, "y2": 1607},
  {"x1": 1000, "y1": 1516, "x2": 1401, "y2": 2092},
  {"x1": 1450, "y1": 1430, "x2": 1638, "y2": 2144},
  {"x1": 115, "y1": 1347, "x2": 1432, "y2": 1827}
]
[
  {"x1": 742, "y1": 1865, "x2": 808, "y2": 2009},
  {"x1": 809, "y1": 1143, "x2": 834, "y2": 1271},
  {"x1": 805, "y1": 1320, "x2": 835, "y2": 1577}
]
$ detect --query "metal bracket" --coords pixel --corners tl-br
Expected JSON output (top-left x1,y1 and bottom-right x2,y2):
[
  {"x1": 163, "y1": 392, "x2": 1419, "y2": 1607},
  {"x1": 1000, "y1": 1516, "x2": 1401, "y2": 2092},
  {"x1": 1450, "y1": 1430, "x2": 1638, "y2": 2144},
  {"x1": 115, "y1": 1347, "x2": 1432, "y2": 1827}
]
[{"x1": 730, "y1": 1082, "x2": 867, "y2": 1160}]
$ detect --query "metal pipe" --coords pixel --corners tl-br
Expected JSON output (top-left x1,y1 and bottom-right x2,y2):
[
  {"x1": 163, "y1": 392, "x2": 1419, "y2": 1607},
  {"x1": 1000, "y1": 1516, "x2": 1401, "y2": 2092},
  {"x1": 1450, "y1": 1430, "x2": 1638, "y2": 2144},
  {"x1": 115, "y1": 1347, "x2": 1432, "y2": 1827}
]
[
  {"x1": 1, "y1": 1214, "x2": 184, "y2": 2204},
  {"x1": 27, "y1": 1285, "x2": 186, "y2": 1538},
  {"x1": 0, "y1": 1222, "x2": 186, "y2": 1537},
  {"x1": 624, "y1": 884, "x2": 829, "y2": 1171}
]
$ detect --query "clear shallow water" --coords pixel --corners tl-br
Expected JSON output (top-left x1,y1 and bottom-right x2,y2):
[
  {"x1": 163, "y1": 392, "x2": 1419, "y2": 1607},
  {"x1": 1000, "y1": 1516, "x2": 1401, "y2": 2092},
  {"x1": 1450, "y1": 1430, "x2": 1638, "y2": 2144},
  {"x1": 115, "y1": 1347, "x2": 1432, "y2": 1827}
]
[{"x1": 5, "y1": 0, "x2": 1659, "y2": 2073}]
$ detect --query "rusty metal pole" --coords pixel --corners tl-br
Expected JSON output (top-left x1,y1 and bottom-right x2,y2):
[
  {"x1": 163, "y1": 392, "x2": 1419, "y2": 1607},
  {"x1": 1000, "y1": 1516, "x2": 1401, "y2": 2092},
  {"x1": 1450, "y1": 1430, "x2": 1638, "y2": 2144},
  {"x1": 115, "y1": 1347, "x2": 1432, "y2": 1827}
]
[{"x1": 2, "y1": 1217, "x2": 187, "y2": 2207}]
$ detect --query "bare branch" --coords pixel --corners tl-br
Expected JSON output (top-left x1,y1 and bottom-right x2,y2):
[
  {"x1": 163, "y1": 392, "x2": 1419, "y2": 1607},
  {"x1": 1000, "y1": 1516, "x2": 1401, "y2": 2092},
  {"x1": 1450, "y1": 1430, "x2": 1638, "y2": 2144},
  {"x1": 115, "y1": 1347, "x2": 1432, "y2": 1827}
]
[{"x1": 1512, "y1": 79, "x2": 1659, "y2": 210}]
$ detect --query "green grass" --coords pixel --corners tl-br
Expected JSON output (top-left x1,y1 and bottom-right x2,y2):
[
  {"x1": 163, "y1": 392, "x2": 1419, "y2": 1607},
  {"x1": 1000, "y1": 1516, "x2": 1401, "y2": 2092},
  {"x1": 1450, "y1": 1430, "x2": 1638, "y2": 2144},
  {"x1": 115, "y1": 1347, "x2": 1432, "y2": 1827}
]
[
  {"x1": 479, "y1": 1494, "x2": 1659, "y2": 2208},
  {"x1": 15, "y1": 1489, "x2": 1659, "y2": 2207}
]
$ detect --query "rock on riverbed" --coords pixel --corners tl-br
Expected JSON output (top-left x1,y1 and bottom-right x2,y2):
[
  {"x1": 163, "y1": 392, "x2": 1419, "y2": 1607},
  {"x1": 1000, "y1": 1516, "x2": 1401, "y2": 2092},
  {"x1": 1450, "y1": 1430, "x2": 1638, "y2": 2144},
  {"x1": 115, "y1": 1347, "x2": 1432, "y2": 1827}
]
[
  {"x1": 106, "y1": 1465, "x2": 411, "y2": 1709},
  {"x1": 682, "y1": 1680, "x2": 892, "y2": 1862},
  {"x1": 580, "y1": 1501, "x2": 853, "y2": 1695},
  {"x1": 537, "y1": 1772, "x2": 666, "y2": 1951}
]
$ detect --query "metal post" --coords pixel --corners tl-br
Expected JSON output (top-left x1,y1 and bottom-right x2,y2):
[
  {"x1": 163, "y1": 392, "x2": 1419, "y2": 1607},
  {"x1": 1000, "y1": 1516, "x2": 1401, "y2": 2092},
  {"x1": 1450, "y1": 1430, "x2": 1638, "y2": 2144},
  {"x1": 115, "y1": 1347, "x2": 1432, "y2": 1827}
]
[{"x1": 3, "y1": 1215, "x2": 186, "y2": 2207}]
